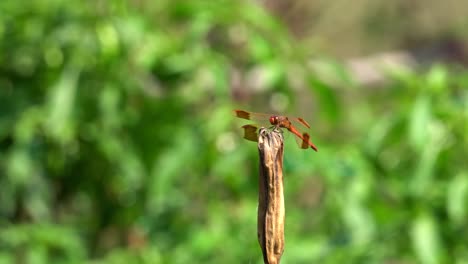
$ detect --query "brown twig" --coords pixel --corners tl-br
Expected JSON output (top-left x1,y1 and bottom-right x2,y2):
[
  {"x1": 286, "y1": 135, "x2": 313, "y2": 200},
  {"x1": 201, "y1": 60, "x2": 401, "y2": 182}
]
[{"x1": 257, "y1": 128, "x2": 285, "y2": 264}]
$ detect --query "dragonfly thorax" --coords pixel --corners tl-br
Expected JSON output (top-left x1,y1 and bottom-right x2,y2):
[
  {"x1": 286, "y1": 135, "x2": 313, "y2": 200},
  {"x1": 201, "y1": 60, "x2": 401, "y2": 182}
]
[{"x1": 269, "y1": 115, "x2": 290, "y2": 128}]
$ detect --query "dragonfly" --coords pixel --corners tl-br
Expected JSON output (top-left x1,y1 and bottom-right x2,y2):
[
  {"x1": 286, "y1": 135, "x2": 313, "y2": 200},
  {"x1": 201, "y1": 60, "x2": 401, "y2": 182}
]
[{"x1": 234, "y1": 109, "x2": 318, "y2": 151}]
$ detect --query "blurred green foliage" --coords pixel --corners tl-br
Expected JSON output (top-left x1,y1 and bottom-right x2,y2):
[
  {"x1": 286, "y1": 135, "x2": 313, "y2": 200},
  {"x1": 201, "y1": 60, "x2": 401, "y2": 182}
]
[{"x1": 1, "y1": 0, "x2": 467, "y2": 263}]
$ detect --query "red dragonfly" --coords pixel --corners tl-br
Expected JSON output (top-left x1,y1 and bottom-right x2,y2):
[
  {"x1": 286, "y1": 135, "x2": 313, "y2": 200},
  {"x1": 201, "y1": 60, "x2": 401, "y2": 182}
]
[{"x1": 234, "y1": 109, "x2": 318, "y2": 151}]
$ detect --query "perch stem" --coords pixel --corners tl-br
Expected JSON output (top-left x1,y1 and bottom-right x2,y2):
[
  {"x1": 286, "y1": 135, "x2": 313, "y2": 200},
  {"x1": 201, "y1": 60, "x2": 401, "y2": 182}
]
[{"x1": 257, "y1": 128, "x2": 285, "y2": 264}]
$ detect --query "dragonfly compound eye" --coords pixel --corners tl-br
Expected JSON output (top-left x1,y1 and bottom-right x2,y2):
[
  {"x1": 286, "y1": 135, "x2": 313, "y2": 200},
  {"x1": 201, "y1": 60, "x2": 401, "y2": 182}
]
[{"x1": 269, "y1": 116, "x2": 276, "y2": 125}]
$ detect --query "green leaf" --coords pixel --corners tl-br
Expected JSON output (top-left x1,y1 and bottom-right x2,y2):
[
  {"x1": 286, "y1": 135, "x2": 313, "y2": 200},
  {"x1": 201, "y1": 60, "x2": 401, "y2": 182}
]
[
  {"x1": 307, "y1": 77, "x2": 340, "y2": 122},
  {"x1": 426, "y1": 65, "x2": 447, "y2": 93},
  {"x1": 409, "y1": 95, "x2": 430, "y2": 151},
  {"x1": 411, "y1": 213, "x2": 442, "y2": 264},
  {"x1": 447, "y1": 172, "x2": 468, "y2": 225},
  {"x1": 46, "y1": 67, "x2": 80, "y2": 143}
]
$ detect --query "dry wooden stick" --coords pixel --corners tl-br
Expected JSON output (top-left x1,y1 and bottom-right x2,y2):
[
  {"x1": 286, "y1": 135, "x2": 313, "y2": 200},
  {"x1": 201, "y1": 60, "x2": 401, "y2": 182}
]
[{"x1": 257, "y1": 128, "x2": 285, "y2": 264}]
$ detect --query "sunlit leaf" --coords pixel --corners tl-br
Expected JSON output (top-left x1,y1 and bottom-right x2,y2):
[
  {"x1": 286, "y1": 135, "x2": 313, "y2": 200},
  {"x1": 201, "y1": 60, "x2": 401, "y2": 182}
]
[
  {"x1": 447, "y1": 172, "x2": 468, "y2": 225},
  {"x1": 426, "y1": 65, "x2": 447, "y2": 93},
  {"x1": 409, "y1": 95, "x2": 430, "y2": 151},
  {"x1": 411, "y1": 213, "x2": 442, "y2": 264},
  {"x1": 410, "y1": 121, "x2": 445, "y2": 196},
  {"x1": 46, "y1": 67, "x2": 79, "y2": 143},
  {"x1": 96, "y1": 22, "x2": 120, "y2": 59}
]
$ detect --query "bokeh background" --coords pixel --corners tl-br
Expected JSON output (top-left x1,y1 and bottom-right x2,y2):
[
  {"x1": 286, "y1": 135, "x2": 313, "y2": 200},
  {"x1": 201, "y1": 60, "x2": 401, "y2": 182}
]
[{"x1": 1, "y1": 1, "x2": 468, "y2": 263}]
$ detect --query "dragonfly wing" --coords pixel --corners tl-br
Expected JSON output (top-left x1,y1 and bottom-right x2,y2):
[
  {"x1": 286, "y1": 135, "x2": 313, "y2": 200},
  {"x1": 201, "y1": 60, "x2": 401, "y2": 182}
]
[
  {"x1": 289, "y1": 125, "x2": 318, "y2": 151},
  {"x1": 233, "y1": 109, "x2": 274, "y2": 126},
  {"x1": 234, "y1": 109, "x2": 251, "y2": 120},
  {"x1": 294, "y1": 132, "x2": 318, "y2": 151},
  {"x1": 302, "y1": 132, "x2": 318, "y2": 151},
  {"x1": 291, "y1": 131, "x2": 309, "y2": 149},
  {"x1": 296, "y1": 117, "x2": 311, "y2": 128},
  {"x1": 241, "y1": 124, "x2": 259, "y2": 142},
  {"x1": 290, "y1": 117, "x2": 311, "y2": 129}
]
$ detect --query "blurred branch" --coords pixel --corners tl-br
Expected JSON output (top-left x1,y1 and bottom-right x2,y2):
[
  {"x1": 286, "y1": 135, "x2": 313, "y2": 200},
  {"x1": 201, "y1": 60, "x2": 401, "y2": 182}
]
[
  {"x1": 316, "y1": 38, "x2": 468, "y2": 87},
  {"x1": 257, "y1": 128, "x2": 285, "y2": 264}
]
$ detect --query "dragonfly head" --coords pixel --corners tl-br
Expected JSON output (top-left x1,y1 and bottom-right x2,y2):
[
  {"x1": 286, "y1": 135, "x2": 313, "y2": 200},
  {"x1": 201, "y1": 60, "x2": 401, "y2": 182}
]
[{"x1": 269, "y1": 116, "x2": 277, "y2": 125}]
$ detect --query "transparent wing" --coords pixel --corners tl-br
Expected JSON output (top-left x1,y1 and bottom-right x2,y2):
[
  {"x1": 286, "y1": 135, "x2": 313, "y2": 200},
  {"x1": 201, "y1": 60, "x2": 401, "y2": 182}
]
[
  {"x1": 289, "y1": 117, "x2": 311, "y2": 129},
  {"x1": 233, "y1": 109, "x2": 273, "y2": 126},
  {"x1": 292, "y1": 132, "x2": 318, "y2": 151},
  {"x1": 288, "y1": 124, "x2": 318, "y2": 151}
]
